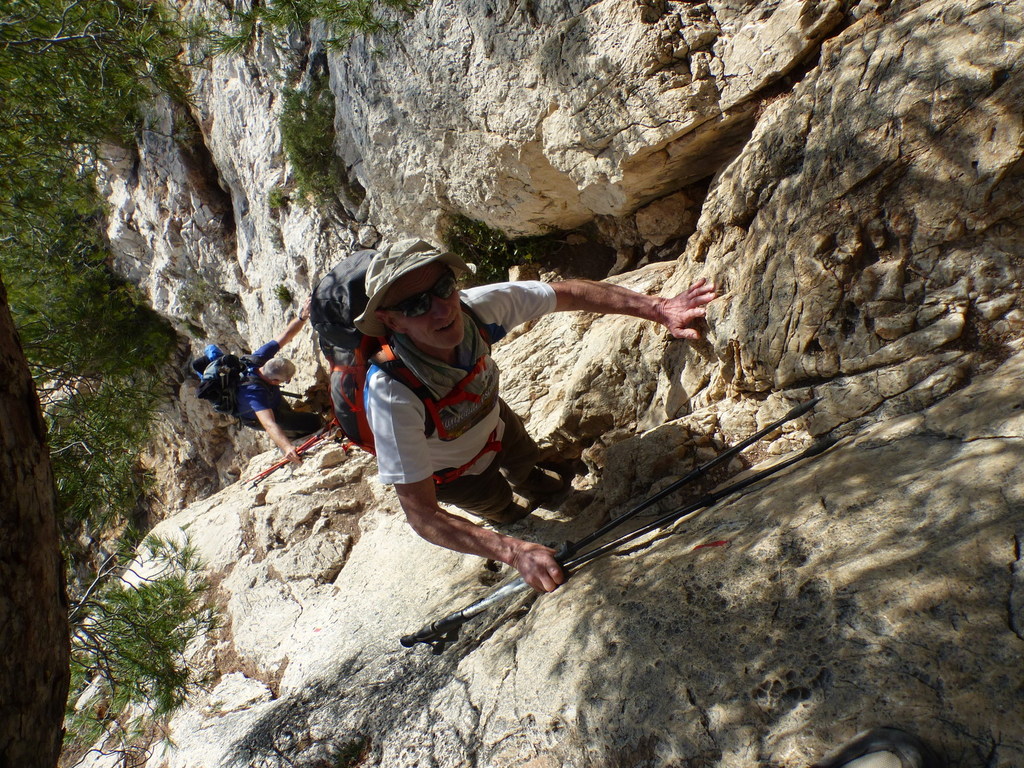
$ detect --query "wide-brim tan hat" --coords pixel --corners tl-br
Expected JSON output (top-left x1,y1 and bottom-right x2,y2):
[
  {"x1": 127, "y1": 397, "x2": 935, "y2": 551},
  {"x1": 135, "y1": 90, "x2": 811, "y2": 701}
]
[{"x1": 354, "y1": 238, "x2": 474, "y2": 336}]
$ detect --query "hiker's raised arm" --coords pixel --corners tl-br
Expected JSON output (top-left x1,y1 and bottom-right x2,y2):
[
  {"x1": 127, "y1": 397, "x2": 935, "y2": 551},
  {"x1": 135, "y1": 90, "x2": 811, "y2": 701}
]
[
  {"x1": 274, "y1": 298, "x2": 312, "y2": 349},
  {"x1": 394, "y1": 478, "x2": 564, "y2": 593},
  {"x1": 551, "y1": 277, "x2": 716, "y2": 340}
]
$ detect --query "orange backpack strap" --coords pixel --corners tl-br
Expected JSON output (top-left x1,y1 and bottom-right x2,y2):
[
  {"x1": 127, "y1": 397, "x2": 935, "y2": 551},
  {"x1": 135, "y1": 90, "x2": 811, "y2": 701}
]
[
  {"x1": 371, "y1": 343, "x2": 439, "y2": 438},
  {"x1": 328, "y1": 335, "x2": 379, "y2": 452}
]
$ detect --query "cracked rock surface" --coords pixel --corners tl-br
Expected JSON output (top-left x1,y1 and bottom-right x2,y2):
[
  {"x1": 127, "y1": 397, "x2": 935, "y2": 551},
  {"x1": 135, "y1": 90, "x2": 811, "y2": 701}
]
[
  {"x1": 84, "y1": 346, "x2": 1024, "y2": 768},
  {"x1": 79, "y1": 0, "x2": 1024, "y2": 765}
]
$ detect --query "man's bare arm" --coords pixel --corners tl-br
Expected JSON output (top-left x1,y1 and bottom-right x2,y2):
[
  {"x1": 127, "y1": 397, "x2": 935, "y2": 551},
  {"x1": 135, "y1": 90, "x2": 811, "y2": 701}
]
[
  {"x1": 255, "y1": 408, "x2": 301, "y2": 463},
  {"x1": 551, "y1": 277, "x2": 716, "y2": 340},
  {"x1": 273, "y1": 298, "x2": 312, "y2": 349},
  {"x1": 394, "y1": 478, "x2": 565, "y2": 592}
]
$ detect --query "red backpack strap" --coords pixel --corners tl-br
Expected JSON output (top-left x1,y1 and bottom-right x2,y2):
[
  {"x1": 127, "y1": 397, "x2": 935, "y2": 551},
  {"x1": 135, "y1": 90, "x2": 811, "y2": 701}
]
[
  {"x1": 434, "y1": 356, "x2": 489, "y2": 408},
  {"x1": 431, "y1": 428, "x2": 503, "y2": 485},
  {"x1": 328, "y1": 335, "x2": 380, "y2": 452}
]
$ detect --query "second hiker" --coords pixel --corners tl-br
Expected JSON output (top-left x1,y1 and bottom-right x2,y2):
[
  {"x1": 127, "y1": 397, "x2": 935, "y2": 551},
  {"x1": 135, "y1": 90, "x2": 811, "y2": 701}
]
[{"x1": 234, "y1": 299, "x2": 325, "y2": 464}]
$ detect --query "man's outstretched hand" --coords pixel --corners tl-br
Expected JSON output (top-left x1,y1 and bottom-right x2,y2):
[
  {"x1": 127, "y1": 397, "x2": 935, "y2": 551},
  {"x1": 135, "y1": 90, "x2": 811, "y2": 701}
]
[{"x1": 656, "y1": 278, "x2": 717, "y2": 340}]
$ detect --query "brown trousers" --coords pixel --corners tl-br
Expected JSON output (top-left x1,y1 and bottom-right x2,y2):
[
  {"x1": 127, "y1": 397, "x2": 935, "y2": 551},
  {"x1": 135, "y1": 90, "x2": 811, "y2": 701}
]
[{"x1": 435, "y1": 399, "x2": 539, "y2": 518}]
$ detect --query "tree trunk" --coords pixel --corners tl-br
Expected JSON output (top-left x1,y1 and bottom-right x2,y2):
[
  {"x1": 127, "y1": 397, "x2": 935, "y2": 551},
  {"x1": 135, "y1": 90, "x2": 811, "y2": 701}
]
[{"x1": 0, "y1": 274, "x2": 70, "y2": 768}]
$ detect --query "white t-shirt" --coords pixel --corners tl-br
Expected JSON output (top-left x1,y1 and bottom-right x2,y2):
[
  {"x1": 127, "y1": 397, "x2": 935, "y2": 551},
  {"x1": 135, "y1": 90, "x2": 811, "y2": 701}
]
[{"x1": 365, "y1": 280, "x2": 557, "y2": 485}]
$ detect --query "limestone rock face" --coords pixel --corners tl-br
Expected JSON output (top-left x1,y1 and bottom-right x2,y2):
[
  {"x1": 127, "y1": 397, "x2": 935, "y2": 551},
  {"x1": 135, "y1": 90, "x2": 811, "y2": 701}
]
[
  {"x1": 81, "y1": 0, "x2": 1024, "y2": 765},
  {"x1": 78, "y1": 345, "x2": 1024, "y2": 768},
  {"x1": 333, "y1": 0, "x2": 845, "y2": 237},
  {"x1": 676, "y1": 0, "x2": 1024, "y2": 417}
]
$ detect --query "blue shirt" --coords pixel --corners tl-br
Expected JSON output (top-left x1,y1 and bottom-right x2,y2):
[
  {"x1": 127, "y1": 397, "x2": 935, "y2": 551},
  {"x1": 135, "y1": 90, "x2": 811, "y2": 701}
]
[{"x1": 234, "y1": 340, "x2": 281, "y2": 420}]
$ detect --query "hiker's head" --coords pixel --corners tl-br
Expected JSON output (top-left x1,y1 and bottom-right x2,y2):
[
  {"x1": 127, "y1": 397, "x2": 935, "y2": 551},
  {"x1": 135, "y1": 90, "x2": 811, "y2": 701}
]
[
  {"x1": 355, "y1": 239, "x2": 473, "y2": 341},
  {"x1": 262, "y1": 358, "x2": 296, "y2": 386}
]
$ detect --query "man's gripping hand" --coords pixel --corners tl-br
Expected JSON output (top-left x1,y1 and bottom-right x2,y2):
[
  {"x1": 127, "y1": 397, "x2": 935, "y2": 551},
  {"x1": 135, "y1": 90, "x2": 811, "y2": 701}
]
[{"x1": 508, "y1": 540, "x2": 565, "y2": 593}]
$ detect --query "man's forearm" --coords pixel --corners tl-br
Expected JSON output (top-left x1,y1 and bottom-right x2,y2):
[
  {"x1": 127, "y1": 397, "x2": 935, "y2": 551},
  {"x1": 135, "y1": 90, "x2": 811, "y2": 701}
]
[
  {"x1": 275, "y1": 298, "x2": 312, "y2": 348},
  {"x1": 552, "y1": 279, "x2": 665, "y2": 323},
  {"x1": 255, "y1": 409, "x2": 296, "y2": 457},
  {"x1": 395, "y1": 478, "x2": 565, "y2": 592},
  {"x1": 274, "y1": 314, "x2": 308, "y2": 348},
  {"x1": 552, "y1": 276, "x2": 716, "y2": 340},
  {"x1": 396, "y1": 480, "x2": 517, "y2": 563}
]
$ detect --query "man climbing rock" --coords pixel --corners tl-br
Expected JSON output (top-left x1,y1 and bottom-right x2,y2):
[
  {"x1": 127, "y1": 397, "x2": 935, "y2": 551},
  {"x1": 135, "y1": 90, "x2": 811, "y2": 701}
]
[
  {"x1": 235, "y1": 300, "x2": 325, "y2": 464},
  {"x1": 352, "y1": 239, "x2": 716, "y2": 593}
]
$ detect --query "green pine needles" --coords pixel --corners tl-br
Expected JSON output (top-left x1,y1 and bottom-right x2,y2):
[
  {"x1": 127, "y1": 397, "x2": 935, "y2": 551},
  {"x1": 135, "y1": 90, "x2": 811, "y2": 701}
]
[
  {"x1": 208, "y1": 0, "x2": 421, "y2": 54},
  {"x1": 65, "y1": 536, "x2": 219, "y2": 760},
  {"x1": 3, "y1": 0, "x2": 427, "y2": 758},
  {"x1": 1, "y1": 0, "x2": 204, "y2": 759}
]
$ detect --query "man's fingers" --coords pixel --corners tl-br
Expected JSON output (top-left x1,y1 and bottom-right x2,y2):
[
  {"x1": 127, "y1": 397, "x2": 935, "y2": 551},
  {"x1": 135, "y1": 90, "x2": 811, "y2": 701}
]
[
  {"x1": 671, "y1": 328, "x2": 701, "y2": 340},
  {"x1": 550, "y1": 565, "x2": 566, "y2": 587},
  {"x1": 532, "y1": 572, "x2": 562, "y2": 593},
  {"x1": 686, "y1": 279, "x2": 717, "y2": 302},
  {"x1": 523, "y1": 561, "x2": 565, "y2": 592}
]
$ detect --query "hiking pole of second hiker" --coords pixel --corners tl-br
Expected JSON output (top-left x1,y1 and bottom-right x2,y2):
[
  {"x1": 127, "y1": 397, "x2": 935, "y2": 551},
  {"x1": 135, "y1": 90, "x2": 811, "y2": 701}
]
[
  {"x1": 247, "y1": 420, "x2": 334, "y2": 489},
  {"x1": 248, "y1": 435, "x2": 320, "y2": 488},
  {"x1": 562, "y1": 396, "x2": 822, "y2": 560}
]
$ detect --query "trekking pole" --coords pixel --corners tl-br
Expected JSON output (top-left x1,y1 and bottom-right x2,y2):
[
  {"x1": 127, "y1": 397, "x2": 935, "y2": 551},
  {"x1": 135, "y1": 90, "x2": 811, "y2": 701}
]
[
  {"x1": 246, "y1": 419, "x2": 338, "y2": 489},
  {"x1": 560, "y1": 397, "x2": 821, "y2": 561},
  {"x1": 560, "y1": 436, "x2": 836, "y2": 573},
  {"x1": 400, "y1": 435, "x2": 835, "y2": 654}
]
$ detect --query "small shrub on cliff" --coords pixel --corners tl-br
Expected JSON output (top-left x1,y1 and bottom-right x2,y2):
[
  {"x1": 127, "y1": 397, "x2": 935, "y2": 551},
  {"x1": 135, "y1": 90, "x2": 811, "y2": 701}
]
[
  {"x1": 443, "y1": 215, "x2": 558, "y2": 284},
  {"x1": 275, "y1": 283, "x2": 295, "y2": 306},
  {"x1": 280, "y1": 79, "x2": 347, "y2": 206},
  {"x1": 64, "y1": 536, "x2": 219, "y2": 761},
  {"x1": 268, "y1": 186, "x2": 292, "y2": 209}
]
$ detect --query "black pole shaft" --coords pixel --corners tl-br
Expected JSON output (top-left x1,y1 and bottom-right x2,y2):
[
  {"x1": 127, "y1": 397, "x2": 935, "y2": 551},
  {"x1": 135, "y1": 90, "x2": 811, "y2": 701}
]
[
  {"x1": 563, "y1": 437, "x2": 836, "y2": 573},
  {"x1": 564, "y1": 397, "x2": 820, "y2": 557}
]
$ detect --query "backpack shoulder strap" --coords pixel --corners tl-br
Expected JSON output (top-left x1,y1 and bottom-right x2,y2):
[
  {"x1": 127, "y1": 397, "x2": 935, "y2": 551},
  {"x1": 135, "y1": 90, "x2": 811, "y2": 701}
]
[
  {"x1": 369, "y1": 342, "x2": 437, "y2": 437},
  {"x1": 237, "y1": 354, "x2": 264, "y2": 386},
  {"x1": 370, "y1": 343, "x2": 434, "y2": 401}
]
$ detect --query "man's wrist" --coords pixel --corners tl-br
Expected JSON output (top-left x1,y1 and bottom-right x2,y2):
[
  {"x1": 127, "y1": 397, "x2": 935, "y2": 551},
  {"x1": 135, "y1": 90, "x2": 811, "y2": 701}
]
[
  {"x1": 495, "y1": 533, "x2": 523, "y2": 568},
  {"x1": 651, "y1": 296, "x2": 671, "y2": 327}
]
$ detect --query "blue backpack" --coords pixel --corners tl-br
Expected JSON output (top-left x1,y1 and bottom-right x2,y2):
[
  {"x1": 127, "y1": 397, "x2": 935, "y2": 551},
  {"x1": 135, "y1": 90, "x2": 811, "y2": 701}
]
[{"x1": 191, "y1": 344, "x2": 260, "y2": 415}]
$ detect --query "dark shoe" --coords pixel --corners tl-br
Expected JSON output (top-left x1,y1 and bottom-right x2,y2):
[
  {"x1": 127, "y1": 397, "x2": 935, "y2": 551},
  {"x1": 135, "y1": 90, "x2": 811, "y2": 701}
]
[{"x1": 812, "y1": 727, "x2": 943, "y2": 768}]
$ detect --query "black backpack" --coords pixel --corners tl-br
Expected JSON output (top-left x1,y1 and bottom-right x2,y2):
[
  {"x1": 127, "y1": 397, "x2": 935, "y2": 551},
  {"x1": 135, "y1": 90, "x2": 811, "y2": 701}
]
[
  {"x1": 192, "y1": 345, "x2": 260, "y2": 415},
  {"x1": 309, "y1": 250, "x2": 388, "y2": 449}
]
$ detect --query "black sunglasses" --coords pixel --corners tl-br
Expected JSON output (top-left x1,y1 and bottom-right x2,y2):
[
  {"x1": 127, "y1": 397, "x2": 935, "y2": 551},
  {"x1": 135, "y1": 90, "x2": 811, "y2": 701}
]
[{"x1": 382, "y1": 271, "x2": 458, "y2": 318}]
